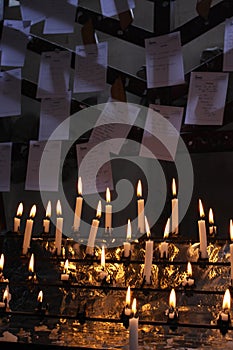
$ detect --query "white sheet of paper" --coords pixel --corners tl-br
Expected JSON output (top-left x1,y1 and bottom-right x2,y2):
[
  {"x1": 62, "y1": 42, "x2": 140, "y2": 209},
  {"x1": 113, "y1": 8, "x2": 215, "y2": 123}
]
[
  {"x1": 184, "y1": 71, "x2": 229, "y2": 125},
  {"x1": 36, "y1": 50, "x2": 71, "y2": 98},
  {"x1": 39, "y1": 92, "x2": 71, "y2": 140},
  {"x1": 73, "y1": 42, "x2": 108, "y2": 93},
  {"x1": 140, "y1": 104, "x2": 183, "y2": 161},
  {"x1": 145, "y1": 32, "x2": 185, "y2": 88},
  {"x1": 20, "y1": 0, "x2": 48, "y2": 25},
  {"x1": 25, "y1": 140, "x2": 62, "y2": 191},
  {"x1": 0, "y1": 68, "x2": 21, "y2": 117},
  {"x1": 89, "y1": 100, "x2": 140, "y2": 154},
  {"x1": 223, "y1": 17, "x2": 233, "y2": 72},
  {"x1": 0, "y1": 20, "x2": 30, "y2": 67},
  {"x1": 76, "y1": 142, "x2": 114, "y2": 195},
  {"x1": 100, "y1": 0, "x2": 135, "y2": 17},
  {"x1": 0, "y1": 142, "x2": 12, "y2": 192},
  {"x1": 43, "y1": 0, "x2": 78, "y2": 34}
]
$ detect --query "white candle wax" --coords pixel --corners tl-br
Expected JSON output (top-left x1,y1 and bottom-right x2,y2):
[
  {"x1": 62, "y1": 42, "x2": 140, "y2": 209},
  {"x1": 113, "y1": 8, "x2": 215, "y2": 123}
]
[
  {"x1": 123, "y1": 241, "x2": 131, "y2": 258},
  {"x1": 198, "y1": 219, "x2": 208, "y2": 259},
  {"x1": 55, "y1": 217, "x2": 63, "y2": 256},
  {"x1": 13, "y1": 217, "x2": 20, "y2": 233},
  {"x1": 137, "y1": 198, "x2": 145, "y2": 234},
  {"x1": 86, "y1": 218, "x2": 99, "y2": 256},
  {"x1": 22, "y1": 219, "x2": 33, "y2": 255},
  {"x1": 43, "y1": 218, "x2": 50, "y2": 233},
  {"x1": 61, "y1": 273, "x2": 69, "y2": 281},
  {"x1": 143, "y1": 239, "x2": 154, "y2": 284},
  {"x1": 159, "y1": 241, "x2": 169, "y2": 258},
  {"x1": 171, "y1": 198, "x2": 179, "y2": 234},
  {"x1": 168, "y1": 310, "x2": 175, "y2": 319},
  {"x1": 0, "y1": 301, "x2": 5, "y2": 308},
  {"x1": 230, "y1": 244, "x2": 233, "y2": 282},
  {"x1": 221, "y1": 311, "x2": 229, "y2": 321},
  {"x1": 129, "y1": 316, "x2": 138, "y2": 350},
  {"x1": 73, "y1": 196, "x2": 83, "y2": 232},
  {"x1": 105, "y1": 204, "x2": 112, "y2": 232}
]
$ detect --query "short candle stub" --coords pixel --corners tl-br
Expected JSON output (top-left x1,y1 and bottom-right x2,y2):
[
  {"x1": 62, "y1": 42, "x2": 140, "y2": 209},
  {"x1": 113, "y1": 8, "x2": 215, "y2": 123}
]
[
  {"x1": 120, "y1": 307, "x2": 131, "y2": 329},
  {"x1": 165, "y1": 307, "x2": 179, "y2": 331},
  {"x1": 217, "y1": 312, "x2": 231, "y2": 336}
]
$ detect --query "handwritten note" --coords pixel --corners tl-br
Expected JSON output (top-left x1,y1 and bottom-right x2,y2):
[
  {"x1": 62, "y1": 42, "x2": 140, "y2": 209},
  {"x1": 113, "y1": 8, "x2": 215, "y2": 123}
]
[
  {"x1": 0, "y1": 20, "x2": 30, "y2": 67},
  {"x1": 0, "y1": 68, "x2": 21, "y2": 117},
  {"x1": 25, "y1": 140, "x2": 61, "y2": 191},
  {"x1": 223, "y1": 17, "x2": 233, "y2": 72},
  {"x1": 73, "y1": 42, "x2": 108, "y2": 93},
  {"x1": 0, "y1": 143, "x2": 12, "y2": 192},
  {"x1": 184, "y1": 72, "x2": 229, "y2": 125},
  {"x1": 145, "y1": 32, "x2": 185, "y2": 88},
  {"x1": 140, "y1": 104, "x2": 183, "y2": 161},
  {"x1": 36, "y1": 50, "x2": 71, "y2": 98},
  {"x1": 39, "y1": 92, "x2": 71, "y2": 140},
  {"x1": 100, "y1": 0, "x2": 135, "y2": 17}
]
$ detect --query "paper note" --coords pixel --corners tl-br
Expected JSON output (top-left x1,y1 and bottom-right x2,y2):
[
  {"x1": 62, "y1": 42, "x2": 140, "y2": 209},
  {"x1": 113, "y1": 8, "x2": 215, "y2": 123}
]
[
  {"x1": 184, "y1": 71, "x2": 229, "y2": 125},
  {"x1": 145, "y1": 32, "x2": 185, "y2": 88},
  {"x1": 140, "y1": 104, "x2": 183, "y2": 161},
  {"x1": 39, "y1": 92, "x2": 71, "y2": 140},
  {"x1": 76, "y1": 142, "x2": 114, "y2": 195},
  {"x1": 20, "y1": 0, "x2": 47, "y2": 25},
  {"x1": 223, "y1": 17, "x2": 233, "y2": 72},
  {"x1": 73, "y1": 42, "x2": 108, "y2": 93},
  {"x1": 25, "y1": 140, "x2": 61, "y2": 191},
  {"x1": 0, "y1": 142, "x2": 12, "y2": 192},
  {"x1": 0, "y1": 20, "x2": 30, "y2": 67},
  {"x1": 36, "y1": 50, "x2": 71, "y2": 98},
  {"x1": 0, "y1": 68, "x2": 21, "y2": 117},
  {"x1": 100, "y1": 0, "x2": 135, "y2": 17}
]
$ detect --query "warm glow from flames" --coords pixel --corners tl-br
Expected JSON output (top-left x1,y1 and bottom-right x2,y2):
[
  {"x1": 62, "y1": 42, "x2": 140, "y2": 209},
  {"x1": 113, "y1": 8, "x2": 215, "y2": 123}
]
[
  {"x1": 106, "y1": 187, "x2": 111, "y2": 203},
  {"x1": 164, "y1": 218, "x2": 170, "y2": 239},
  {"x1": 78, "y1": 176, "x2": 82, "y2": 196},
  {"x1": 28, "y1": 253, "x2": 34, "y2": 273},
  {"x1": 37, "y1": 290, "x2": 43, "y2": 303},
  {"x1": 172, "y1": 178, "x2": 177, "y2": 197},
  {"x1": 96, "y1": 200, "x2": 102, "y2": 218},
  {"x1": 126, "y1": 286, "x2": 131, "y2": 306},
  {"x1": 101, "y1": 246, "x2": 105, "y2": 268},
  {"x1": 3, "y1": 287, "x2": 8, "y2": 302},
  {"x1": 29, "y1": 204, "x2": 36, "y2": 218},
  {"x1": 56, "y1": 200, "x2": 62, "y2": 216},
  {"x1": 137, "y1": 179, "x2": 142, "y2": 197},
  {"x1": 0, "y1": 253, "x2": 4, "y2": 271},
  {"x1": 16, "y1": 202, "x2": 23, "y2": 216},
  {"x1": 46, "y1": 200, "x2": 51, "y2": 218},
  {"x1": 199, "y1": 199, "x2": 205, "y2": 218},
  {"x1": 222, "y1": 288, "x2": 231, "y2": 310},
  {"x1": 169, "y1": 288, "x2": 176, "y2": 309},
  {"x1": 145, "y1": 216, "x2": 151, "y2": 238},
  {"x1": 187, "y1": 262, "x2": 192, "y2": 277},
  {"x1": 64, "y1": 259, "x2": 69, "y2": 273},
  {"x1": 230, "y1": 219, "x2": 233, "y2": 241},
  {"x1": 209, "y1": 208, "x2": 214, "y2": 225},
  {"x1": 126, "y1": 219, "x2": 132, "y2": 240},
  {"x1": 132, "y1": 298, "x2": 137, "y2": 315}
]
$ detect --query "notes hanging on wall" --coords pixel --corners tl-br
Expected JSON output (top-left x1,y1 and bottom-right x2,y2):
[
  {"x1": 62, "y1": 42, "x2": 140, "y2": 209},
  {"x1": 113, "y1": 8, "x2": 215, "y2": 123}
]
[
  {"x1": 73, "y1": 42, "x2": 108, "y2": 93},
  {"x1": 25, "y1": 140, "x2": 61, "y2": 191},
  {"x1": 0, "y1": 68, "x2": 21, "y2": 117},
  {"x1": 0, "y1": 20, "x2": 31, "y2": 67},
  {"x1": 38, "y1": 92, "x2": 71, "y2": 141},
  {"x1": 145, "y1": 32, "x2": 185, "y2": 89},
  {"x1": 0, "y1": 143, "x2": 12, "y2": 192},
  {"x1": 100, "y1": 0, "x2": 135, "y2": 17},
  {"x1": 184, "y1": 72, "x2": 229, "y2": 125},
  {"x1": 36, "y1": 50, "x2": 71, "y2": 98},
  {"x1": 140, "y1": 104, "x2": 184, "y2": 161},
  {"x1": 20, "y1": 0, "x2": 47, "y2": 25},
  {"x1": 223, "y1": 17, "x2": 233, "y2": 72}
]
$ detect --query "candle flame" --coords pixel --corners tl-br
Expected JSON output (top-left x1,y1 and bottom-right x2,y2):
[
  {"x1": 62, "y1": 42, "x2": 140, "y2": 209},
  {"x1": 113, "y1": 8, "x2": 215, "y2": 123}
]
[
  {"x1": 199, "y1": 199, "x2": 205, "y2": 218},
  {"x1": 78, "y1": 176, "x2": 82, "y2": 196},
  {"x1": 46, "y1": 200, "x2": 51, "y2": 218},
  {"x1": 169, "y1": 288, "x2": 176, "y2": 309},
  {"x1": 137, "y1": 179, "x2": 142, "y2": 197},
  {"x1": 187, "y1": 262, "x2": 192, "y2": 277},
  {"x1": 0, "y1": 253, "x2": 4, "y2": 271},
  {"x1": 101, "y1": 245, "x2": 105, "y2": 268},
  {"x1": 126, "y1": 286, "x2": 131, "y2": 306},
  {"x1": 164, "y1": 218, "x2": 170, "y2": 239},
  {"x1": 222, "y1": 288, "x2": 231, "y2": 310},
  {"x1": 56, "y1": 200, "x2": 62, "y2": 216},
  {"x1": 16, "y1": 202, "x2": 23, "y2": 216},
  {"x1": 29, "y1": 204, "x2": 36, "y2": 218},
  {"x1": 106, "y1": 187, "x2": 111, "y2": 203},
  {"x1": 209, "y1": 208, "x2": 214, "y2": 225},
  {"x1": 230, "y1": 219, "x2": 233, "y2": 241},
  {"x1": 96, "y1": 200, "x2": 102, "y2": 218},
  {"x1": 3, "y1": 287, "x2": 8, "y2": 302},
  {"x1": 145, "y1": 216, "x2": 151, "y2": 238},
  {"x1": 172, "y1": 178, "x2": 177, "y2": 197},
  {"x1": 28, "y1": 253, "x2": 34, "y2": 273},
  {"x1": 126, "y1": 219, "x2": 132, "y2": 240},
  {"x1": 64, "y1": 259, "x2": 69, "y2": 273},
  {"x1": 132, "y1": 297, "x2": 137, "y2": 315},
  {"x1": 37, "y1": 290, "x2": 43, "y2": 303}
]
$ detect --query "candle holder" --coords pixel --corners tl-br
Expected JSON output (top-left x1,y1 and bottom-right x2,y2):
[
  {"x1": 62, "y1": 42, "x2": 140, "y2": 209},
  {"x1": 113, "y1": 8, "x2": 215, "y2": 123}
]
[
  {"x1": 198, "y1": 252, "x2": 209, "y2": 268},
  {"x1": 121, "y1": 250, "x2": 131, "y2": 265},
  {"x1": 181, "y1": 278, "x2": 196, "y2": 297},
  {"x1": 217, "y1": 311, "x2": 231, "y2": 335},
  {"x1": 140, "y1": 275, "x2": 152, "y2": 291},
  {"x1": 35, "y1": 302, "x2": 49, "y2": 315},
  {"x1": 165, "y1": 306, "x2": 179, "y2": 331}
]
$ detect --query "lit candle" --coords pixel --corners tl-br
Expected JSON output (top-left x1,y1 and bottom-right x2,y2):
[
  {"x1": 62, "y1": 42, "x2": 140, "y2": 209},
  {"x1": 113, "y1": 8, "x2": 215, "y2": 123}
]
[
  {"x1": 137, "y1": 180, "x2": 145, "y2": 234},
  {"x1": 14, "y1": 202, "x2": 23, "y2": 233},
  {"x1": 229, "y1": 219, "x2": 233, "y2": 284},
  {"x1": 143, "y1": 216, "x2": 154, "y2": 284},
  {"x1": 208, "y1": 208, "x2": 216, "y2": 235},
  {"x1": 124, "y1": 286, "x2": 131, "y2": 316},
  {"x1": 43, "y1": 200, "x2": 51, "y2": 233},
  {"x1": 159, "y1": 218, "x2": 170, "y2": 259},
  {"x1": 105, "y1": 187, "x2": 112, "y2": 233},
  {"x1": 61, "y1": 259, "x2": 69, "y2": 281},
  {"x1": 37, "y1": 290, "x2": 43, "y2": 311},
  {"x1": 182, "y1": 262, "x2": 195, "y2": 287},
  {"x1": 129, "y1": 298, "x2": 138, "y2": 350},
  {"x1": 73, "y1": 176, "x2": 83, "y2": 232},
  {"x1": 22, "y1": 204, "x2": 36, "y2": 255},
  {"x1": 123, "y1": 219, "x2": 132, "y2": 258},
  {"x1": 168, "y1": 288, "x2": 178, "y2": 319},
  {"x1": 171, "y1": 178, "x2": 179, "y2": 234},
  {"x1": 0, "y1": 253, "x2": 4, "y2": 279},
  {"x1": 28, "y1": 253, "x2": 34, "y2": 275},
  {"x1": 55, "y1": 200, "x2": 63, "y2": 256},
  {"x1": 3, "y1": 286, "x2": 10, "y2": 309},
  {"x1": 198, "y1": 199, "x2": 208, "y2": 259},
  {"x1": 219, "y1": 288, "x2": 231, "y2": 322},
  {"x1": 86, "y1": 200, "x2": 102, "y2": 256}
]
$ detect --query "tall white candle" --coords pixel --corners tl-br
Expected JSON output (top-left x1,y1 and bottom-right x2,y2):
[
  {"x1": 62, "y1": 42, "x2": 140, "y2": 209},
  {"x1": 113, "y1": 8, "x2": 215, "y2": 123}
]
[
  {"x1": 137, "y1": 180, "x2": 145, "y2": 234},
  {"x1": 123, "y1": 219, "x2": 132, "y2": 258},
  {"x1": 229, "y1": 220, "x2": 233, "y2": 283},
  {"x1": 22, "y1": 205, "x2": 36, "y2": 255},
  {"x1": 55, "y1": 200, "x2": 63, "y2": 256},
  {"x1": 143, "y1": 216, "x2": 154, "y2": 284},
  {"x1": 129, "y1": 298, "x2": 138, "y2": 350},
  {"x1": 198, "y1": 199, "x2": 208, "y2": 259},
  {"x1": 105, "y1": 187, "x2": 112, "y2": 233},
  {"x1": 171, "y1": 178, "x2": 179, "y2": 234},
  {"x1": 159, "y1": 218, "x2": 170, "y2": 259},
  {"x1": 43, "y1": 200, "x2": 51, "y2": 233},
  {"x1": 86, "y1": 200, "x2": 102, "y2": 256},
  {"x1": 73, "y1": 176, "x2": 83, "y2": 232},
  {"x1": 14, "y1": 202, "x2": 23, "y2": 233}
]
